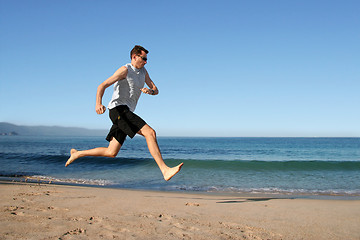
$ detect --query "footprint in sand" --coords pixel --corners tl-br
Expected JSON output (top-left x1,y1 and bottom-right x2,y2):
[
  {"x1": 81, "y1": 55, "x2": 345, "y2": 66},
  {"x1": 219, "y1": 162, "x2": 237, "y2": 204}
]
[
  {"x1": 185, "y1": 202, "x2": 200, "y2": 206},
  {"x1": 4, "y1": 206, "x2": 19, "y2": 211},
  {"x1": 60, "y1": 228, "x2": 86, "y2": 239},
  {"x1": 4, "y1": 206, "x2": 26, "y2": 216}
]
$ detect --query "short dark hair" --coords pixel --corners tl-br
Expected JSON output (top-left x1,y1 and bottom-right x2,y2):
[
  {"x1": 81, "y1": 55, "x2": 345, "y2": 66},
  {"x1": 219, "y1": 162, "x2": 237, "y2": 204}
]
[{"x1": 130, "y1": 45, "x2": 149, "y2": 59}]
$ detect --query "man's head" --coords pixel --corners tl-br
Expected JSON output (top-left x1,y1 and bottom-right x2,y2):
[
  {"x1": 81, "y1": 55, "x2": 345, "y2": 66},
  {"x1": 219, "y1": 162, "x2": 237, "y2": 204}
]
[{"x1": 130, "y1": 45, "x2": 148, "y2": 69}]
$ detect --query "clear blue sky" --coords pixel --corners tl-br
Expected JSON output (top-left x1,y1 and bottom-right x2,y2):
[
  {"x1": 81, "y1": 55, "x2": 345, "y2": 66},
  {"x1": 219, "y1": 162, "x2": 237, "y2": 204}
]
[{"x1": 1, "y1": 0, "x2": 359, "y2": 137}]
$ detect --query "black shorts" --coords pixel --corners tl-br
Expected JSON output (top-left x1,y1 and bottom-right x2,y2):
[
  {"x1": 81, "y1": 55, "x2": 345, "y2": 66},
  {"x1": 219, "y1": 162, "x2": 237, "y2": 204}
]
[{"x1": 106, "y1": 105, "x2": 147, "y2": 145}]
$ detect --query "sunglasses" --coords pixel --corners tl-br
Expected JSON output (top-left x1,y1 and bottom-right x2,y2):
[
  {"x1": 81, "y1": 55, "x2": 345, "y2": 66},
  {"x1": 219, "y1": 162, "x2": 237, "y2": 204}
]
[{"x1": 137, "y1": 55, "x2": 147, "y2": 61}]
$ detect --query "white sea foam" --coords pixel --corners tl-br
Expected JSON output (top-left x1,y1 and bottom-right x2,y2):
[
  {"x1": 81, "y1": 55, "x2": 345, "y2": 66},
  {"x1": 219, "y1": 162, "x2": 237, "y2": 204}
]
[{"x1": 27, "y1": 175, "x2": 114, "y2": 186}]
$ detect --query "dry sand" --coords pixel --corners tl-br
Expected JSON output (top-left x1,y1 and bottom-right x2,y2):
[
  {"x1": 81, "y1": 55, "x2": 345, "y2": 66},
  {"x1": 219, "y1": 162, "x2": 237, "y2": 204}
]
[{"x1": 1, "y1": 181, "x2": 359, "y2": 240}]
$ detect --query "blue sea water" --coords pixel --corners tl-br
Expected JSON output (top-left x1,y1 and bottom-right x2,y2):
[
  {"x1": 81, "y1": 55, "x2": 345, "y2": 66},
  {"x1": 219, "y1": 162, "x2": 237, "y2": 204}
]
[{"x1": 1, "y1": 136, "x2": 359, "y2": 197}]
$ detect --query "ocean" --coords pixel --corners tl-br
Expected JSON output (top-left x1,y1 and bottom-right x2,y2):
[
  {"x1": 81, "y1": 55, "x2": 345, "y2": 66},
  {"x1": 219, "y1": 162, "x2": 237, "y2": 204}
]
[{"x1": 1, "y1": 136, "x2": 359, "y2": 198}]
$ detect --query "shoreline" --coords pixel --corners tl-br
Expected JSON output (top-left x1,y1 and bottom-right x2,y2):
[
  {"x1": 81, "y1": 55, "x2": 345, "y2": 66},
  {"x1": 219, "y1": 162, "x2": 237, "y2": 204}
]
[
  {"x1": 1, "y1": 177, "x2": 359, "y2": 201},
  {"x1": 1, "y1": 181, "x2": 360, "y2": 239}
]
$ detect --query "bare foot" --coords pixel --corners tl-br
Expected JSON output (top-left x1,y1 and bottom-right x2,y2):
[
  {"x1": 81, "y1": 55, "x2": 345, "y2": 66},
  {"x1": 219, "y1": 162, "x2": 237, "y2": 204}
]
[
  {"x1": 163, "y1": 163, "x2": 183, "y2": 181},
  {"x1": 65, "y1": 149, "x2": 79, "y2": 167}
]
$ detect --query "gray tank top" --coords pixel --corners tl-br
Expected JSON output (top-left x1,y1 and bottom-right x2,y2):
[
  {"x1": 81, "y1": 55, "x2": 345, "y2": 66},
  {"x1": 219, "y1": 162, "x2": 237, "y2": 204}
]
[{"x1": 108, "y1": 63, "x2": 146, "y2": 112}]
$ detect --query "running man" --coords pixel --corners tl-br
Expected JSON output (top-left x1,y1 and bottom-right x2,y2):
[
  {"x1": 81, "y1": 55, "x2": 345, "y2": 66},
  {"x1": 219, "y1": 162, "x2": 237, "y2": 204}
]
[{"x1": 65, "y1": 45, "x2": 183, "y2": 181}]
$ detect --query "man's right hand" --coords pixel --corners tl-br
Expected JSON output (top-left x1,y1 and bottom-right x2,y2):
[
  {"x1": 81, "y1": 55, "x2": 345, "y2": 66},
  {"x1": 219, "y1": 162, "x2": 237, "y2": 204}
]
[{"x1": 96, "y1": 104, "x2": 106, "y2": 114}]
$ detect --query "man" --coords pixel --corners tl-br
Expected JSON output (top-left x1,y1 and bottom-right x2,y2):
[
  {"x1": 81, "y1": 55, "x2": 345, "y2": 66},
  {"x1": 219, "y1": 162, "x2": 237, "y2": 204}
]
[{"x1": 65, "y1": 45, "x2": 183, "y2": 181}]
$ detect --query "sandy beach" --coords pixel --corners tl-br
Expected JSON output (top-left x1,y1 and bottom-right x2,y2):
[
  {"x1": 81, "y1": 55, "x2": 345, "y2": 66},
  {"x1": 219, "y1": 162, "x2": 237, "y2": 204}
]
[{"x1": 1, "y1": 181, "x2": 359, "y2": 240}]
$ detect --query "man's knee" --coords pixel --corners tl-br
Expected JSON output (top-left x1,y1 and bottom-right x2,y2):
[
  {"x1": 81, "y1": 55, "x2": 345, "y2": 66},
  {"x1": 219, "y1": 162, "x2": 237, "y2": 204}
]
[
  {"x1": 150, "y1": 128, "x2": 157, "y2": 138},
  {"x1": 143, "y1": 125, "x2": 156, "y2": 138},
  {"x1": 106, "y1": 142, "x2": 120, "y2": 158},
  {"x1": 106, "y1": 149, "x2": 118, "y2": 158}
]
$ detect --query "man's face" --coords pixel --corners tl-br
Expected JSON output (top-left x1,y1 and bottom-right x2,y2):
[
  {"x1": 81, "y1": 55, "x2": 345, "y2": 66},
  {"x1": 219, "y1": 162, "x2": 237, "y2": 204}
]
[{"x1": 133, "y1": 51, "x2": 147, "y2": 69}]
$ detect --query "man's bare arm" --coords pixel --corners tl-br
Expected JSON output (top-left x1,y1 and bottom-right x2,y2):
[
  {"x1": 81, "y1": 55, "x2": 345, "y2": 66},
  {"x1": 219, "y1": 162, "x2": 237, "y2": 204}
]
[
  {"x1": 96, "y1": 66, "x2": 128, "y2": 114},
  {"x1": 141, "y1": 71, "x2": 159, "y2": 95}
]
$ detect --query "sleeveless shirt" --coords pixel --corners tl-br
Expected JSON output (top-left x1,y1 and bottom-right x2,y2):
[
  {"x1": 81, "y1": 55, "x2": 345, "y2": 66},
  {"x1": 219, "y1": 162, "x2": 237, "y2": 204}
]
[{"x1": 108, "y1": 63, "x2": 146, "y2": 112}]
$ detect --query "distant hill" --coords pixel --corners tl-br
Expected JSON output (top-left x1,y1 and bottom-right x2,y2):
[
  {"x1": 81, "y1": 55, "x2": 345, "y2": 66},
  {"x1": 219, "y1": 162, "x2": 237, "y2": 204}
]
[{"x1": 0, "y1": 122, "x2": 107, "y2": 136}]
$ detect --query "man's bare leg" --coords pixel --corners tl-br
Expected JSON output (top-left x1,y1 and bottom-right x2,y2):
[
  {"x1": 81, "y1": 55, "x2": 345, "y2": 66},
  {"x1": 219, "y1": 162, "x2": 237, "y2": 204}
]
[
  {"x1": 65, "y1": 138, "x2": 121, "y2": 167},
  {"x1": 138, "y1": 124, "x2": 183, "y2": 181}
]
